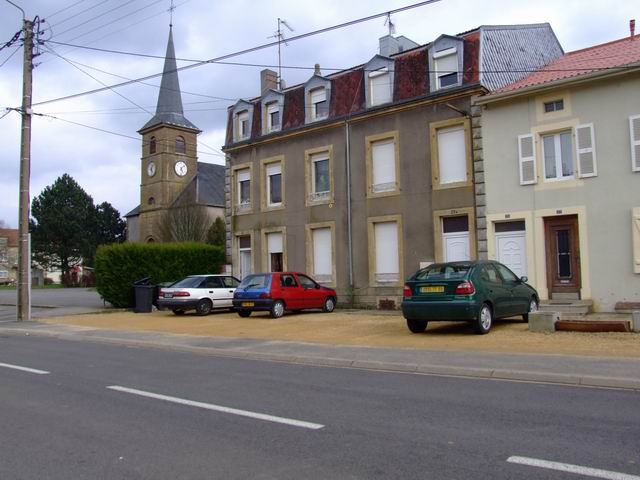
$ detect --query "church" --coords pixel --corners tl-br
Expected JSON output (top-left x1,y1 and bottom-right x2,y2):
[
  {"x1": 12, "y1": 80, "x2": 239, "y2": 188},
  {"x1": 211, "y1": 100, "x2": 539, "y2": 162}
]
[{"x1": 125, "y1": 27, "x2": 224, "y2": 242}]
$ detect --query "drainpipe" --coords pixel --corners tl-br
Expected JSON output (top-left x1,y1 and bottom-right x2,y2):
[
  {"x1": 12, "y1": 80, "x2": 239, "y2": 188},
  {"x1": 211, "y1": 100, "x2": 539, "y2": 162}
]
[{"x1": 345, "y1": 121, "x2": 353, "y2": 287}]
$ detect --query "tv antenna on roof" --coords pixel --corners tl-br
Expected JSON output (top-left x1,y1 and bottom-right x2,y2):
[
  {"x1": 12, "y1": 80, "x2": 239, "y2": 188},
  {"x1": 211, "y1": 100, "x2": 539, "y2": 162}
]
[
  {"x1": 269, "y1": 18, "x2": 294, "y2": 89},
  {"x1": 384, "y1": 13, "x2": 396, "y2": 36}
]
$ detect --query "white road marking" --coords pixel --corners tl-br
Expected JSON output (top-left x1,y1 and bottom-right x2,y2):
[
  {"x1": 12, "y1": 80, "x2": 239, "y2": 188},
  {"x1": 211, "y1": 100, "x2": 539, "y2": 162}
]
[
  {"x1": 0, "y1": 362, "x2": 50, "y2": 375},
  {"x1": 507, "y1": 456, "x2": 640, "y2": 480},
  {"x1": 107, "y1": 385, "x2": 324, "y2": 430}
]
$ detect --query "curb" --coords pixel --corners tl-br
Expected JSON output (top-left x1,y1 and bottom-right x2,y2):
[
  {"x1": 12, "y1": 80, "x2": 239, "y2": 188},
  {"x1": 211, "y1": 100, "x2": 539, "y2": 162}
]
[{"x1": 3, "y1": 325, "x2": 640, "y2": 392}]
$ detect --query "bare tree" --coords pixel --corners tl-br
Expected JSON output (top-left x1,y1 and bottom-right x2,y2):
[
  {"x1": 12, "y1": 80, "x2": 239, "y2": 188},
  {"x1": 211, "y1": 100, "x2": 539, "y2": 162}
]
[{"x1": 155, "y1": 205, "x2": 211, "y2": 242}]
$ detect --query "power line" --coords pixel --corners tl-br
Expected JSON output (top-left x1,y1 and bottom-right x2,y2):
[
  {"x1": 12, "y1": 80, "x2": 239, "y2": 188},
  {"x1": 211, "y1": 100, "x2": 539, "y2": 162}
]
[{"x1": 33, "y1": 0, "x2": 444, "y2": 107}]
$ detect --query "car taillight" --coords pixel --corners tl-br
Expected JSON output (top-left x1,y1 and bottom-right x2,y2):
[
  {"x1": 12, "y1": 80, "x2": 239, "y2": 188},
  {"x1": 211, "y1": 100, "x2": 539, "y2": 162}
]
[
  {"x1": 455, "y1": 281, "x2": 475, "y2": 295},
  {"x1": 173, "y1": 291, "x2": 190, "y2": 297},
  {"x1": 403, "y1": 285, "x2": 412, "y2": 297}
]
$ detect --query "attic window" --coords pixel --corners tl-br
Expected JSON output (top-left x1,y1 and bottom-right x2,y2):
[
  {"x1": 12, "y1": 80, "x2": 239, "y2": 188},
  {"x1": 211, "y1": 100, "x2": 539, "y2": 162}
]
[
  {"x1": 236, "y1": 110, "x2": 249, "y2": 139},
  {"x1": 433, "y1": 47, "x2": 459, "y2": 89},
  {"x1": 544, "y1": 99, "x2": 564, "y2": 113},
  {"x1": 266, "y1": 102, "x2": 280, "y2": 132},
  {"x1": 310, "y1": 87, "x2": 328, "y2": 120},
  {"x1": 369, "y1": 68, "x2": 392, "y2": 106}
]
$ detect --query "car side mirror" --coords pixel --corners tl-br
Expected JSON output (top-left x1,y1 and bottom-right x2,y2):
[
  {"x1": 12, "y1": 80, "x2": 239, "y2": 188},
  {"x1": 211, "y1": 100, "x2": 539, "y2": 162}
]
[{"x1": 520, "y1": 276, "x2": 528, "y2": 283}]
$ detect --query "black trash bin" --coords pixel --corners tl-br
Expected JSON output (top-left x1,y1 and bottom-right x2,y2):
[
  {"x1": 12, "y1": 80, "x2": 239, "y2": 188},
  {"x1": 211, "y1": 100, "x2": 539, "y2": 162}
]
[{"x1": 133, "y1": 277, "x2": 154, "y2": 313}]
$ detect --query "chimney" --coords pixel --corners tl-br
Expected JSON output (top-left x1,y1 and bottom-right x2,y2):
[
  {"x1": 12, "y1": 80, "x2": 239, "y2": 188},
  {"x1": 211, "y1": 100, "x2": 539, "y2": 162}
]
[
  {"x1": 314, "y1": 63, "x2": 321, "y2": 76},
  {"x1": 631, "y1": 19, "x2": 636, "y2": 39},
  {"x1": 260, "y1": 69, "x2": 278, "y2": 94}
]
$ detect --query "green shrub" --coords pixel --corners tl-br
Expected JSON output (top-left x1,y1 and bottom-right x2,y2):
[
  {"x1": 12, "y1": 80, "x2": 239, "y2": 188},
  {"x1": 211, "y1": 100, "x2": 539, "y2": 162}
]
[{"x1": 95, "y1": 242, "x2": 225, "y2": 308}]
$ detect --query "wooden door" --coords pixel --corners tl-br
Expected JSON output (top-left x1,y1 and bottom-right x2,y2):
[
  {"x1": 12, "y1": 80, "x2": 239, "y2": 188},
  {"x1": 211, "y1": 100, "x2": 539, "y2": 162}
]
[{"x1": 544, "y1": 215, "x2": 581, "y2": 297}]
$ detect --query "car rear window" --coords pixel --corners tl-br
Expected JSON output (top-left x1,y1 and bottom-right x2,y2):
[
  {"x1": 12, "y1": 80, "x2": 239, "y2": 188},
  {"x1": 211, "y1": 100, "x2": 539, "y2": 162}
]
[
  {"x1": 170, "y1": 277, "x2": 205, "y2": 288},
  {"x1": 238, "y1": 274, "x2": 270, "y2": 289},
  {"x1": 414, "y1": 264, "x2": 471, "y2": 281}
]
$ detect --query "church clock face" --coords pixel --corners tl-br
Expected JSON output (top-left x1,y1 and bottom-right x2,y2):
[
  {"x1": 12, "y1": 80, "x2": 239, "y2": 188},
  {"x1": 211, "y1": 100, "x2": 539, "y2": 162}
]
[
  {"x1": 174, "y1": 161, "x2": 188, "y2": 177},
  {"x1": 147, "y1": 161, "x2": 156, "y2": 177}
]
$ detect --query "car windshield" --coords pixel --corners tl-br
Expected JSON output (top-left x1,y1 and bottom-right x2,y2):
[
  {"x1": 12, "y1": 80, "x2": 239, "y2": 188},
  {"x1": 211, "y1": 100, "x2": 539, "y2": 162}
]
[
  {"x1": 414, "y1": 264, "x2": 471, "y2": 281},
  {"x1": 238, "y1": 274, "x2": 270, "y2": 289},
  {"x1": 170, "y1": 276, "x2": 205, "y2": 288}
]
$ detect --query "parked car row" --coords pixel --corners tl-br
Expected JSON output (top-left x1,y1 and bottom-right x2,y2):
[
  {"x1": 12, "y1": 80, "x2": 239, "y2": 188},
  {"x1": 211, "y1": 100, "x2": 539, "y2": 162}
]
[{"x1": 156, "y1": 261, "x2": 538, "y2": 335}]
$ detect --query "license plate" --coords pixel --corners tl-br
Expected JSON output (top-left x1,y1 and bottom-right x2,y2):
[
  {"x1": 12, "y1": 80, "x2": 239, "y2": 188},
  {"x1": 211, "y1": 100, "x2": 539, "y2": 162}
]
[
  {"x1": 241, "y1": 302, "x2": 254, "y2": 307},
  {"x1": 164, "y1": 293, "x2": 173, "y2": 298},
  {"x1": 420, "y1": 285, "x2": 444, "y2": 293}
]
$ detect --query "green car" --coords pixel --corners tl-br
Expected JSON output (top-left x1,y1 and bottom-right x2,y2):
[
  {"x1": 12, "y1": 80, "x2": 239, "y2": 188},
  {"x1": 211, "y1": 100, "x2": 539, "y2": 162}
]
[{"x1": 401, "y1": 260, "x2": 539, "y2": 334}]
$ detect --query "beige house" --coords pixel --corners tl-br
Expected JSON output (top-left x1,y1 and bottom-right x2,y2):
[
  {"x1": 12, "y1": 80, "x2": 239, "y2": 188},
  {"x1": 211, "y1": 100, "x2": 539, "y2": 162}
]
[
  {"x1": 0, "y1": 229, "x2": 18, "y2": 285},
  {"x1": 223, "y1": 24, "x2": 563, "y2": 308},
  {"x1": 476, "y1": 28, "x2": 640, "y2": 312}
]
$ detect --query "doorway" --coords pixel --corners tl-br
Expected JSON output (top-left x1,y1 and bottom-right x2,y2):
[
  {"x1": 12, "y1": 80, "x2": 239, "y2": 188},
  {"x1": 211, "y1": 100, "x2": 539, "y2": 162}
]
[{"x1": 544, "y1": 215, "x2": 581, "y2": 298}]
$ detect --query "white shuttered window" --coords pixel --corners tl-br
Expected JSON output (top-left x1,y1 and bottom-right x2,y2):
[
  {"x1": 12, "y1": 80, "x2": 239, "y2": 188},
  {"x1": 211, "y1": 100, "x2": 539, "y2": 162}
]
[
  {"x1": 372, "y1": 139, "x2": 396, "y2": 192},
  {"x1": 374, "y1": 222, "x2": 399, "y2": 282},
  {"x1": 518, "y1": 134, "x2": 537, "y2": 185},
  {"x1": 438, "y1": 126, "x2": 466, "y2": 185},
  {"x1": 630, "y1": 115, "x2": 640, "y2": 172},
  {"x1": 575, "y1": 123, "x2": 597, "y2": 178},
  {"x1": 312, "y1": 228, "x2": 332, "y2": 282},
  {"x1": 369, "y1": 69, "x2": 392, "y2": 106}
]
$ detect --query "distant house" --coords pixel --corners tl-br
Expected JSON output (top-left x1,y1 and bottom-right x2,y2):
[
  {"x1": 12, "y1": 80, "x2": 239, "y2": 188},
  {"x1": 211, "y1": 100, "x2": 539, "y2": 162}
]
[
  {"x1": 222, "y1": 24, "x2": 563, "y2": 308},
  {"x1": 0, "y1": 228, "x2": 18, "y2": 284},
  {"x1": 475, "y1": 25, "x2": 640, "y2": 312},
  {"x1": 125, "y1": 27, "x2": 224, "y2": 242}
]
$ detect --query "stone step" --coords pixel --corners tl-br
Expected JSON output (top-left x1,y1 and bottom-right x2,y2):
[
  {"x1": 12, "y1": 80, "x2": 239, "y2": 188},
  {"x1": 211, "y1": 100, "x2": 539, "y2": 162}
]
[{"x1": 539, "y1": 300, "x2": 592, "y2": 317}]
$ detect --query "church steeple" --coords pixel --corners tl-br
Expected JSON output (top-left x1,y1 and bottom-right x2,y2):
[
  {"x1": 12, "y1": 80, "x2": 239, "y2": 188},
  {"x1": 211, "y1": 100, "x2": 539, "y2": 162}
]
[{"x1": 140, "y1": 27, "x2": 200, "y2": 132}]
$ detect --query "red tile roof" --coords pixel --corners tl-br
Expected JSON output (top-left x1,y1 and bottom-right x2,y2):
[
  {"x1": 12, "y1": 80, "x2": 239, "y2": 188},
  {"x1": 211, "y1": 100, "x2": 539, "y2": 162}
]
[{"x1": 494, "y1": 34, "x2": 640, "y2": 94}]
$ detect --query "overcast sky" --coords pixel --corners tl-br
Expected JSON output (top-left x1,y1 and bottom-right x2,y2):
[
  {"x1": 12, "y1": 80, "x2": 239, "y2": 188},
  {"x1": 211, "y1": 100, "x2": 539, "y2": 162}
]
[{"x1": 0, "y1": 0, "x2": 636, "y2": 228}]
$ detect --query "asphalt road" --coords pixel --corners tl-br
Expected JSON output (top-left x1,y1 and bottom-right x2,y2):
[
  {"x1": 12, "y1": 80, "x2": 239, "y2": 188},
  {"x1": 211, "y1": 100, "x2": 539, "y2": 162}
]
[{"x1": 1, "y1": 334, "x2": 639, "y2": 480}]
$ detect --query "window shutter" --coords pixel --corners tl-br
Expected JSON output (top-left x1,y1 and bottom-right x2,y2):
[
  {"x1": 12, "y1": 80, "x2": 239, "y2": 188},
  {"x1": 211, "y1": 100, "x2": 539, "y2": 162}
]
[
  {"x1": 575, "y1": 123, "x2": 597, "y2": 178},
  {"x1": 517, "y1": 134, "x2": 537, "y2": 185},
  {"x1": 374, "y1": 222, "x2": 399, "y2": 281},
  {"x1": 633, "y1": 207, "x2": 640, "y2": 274},
  {"x1": 371, "y1": 140, "x2": 396, "y2": 192},
  {"x1": 312, "y1": 228, "x2": 332, "y2": 277},
  {"x1": 630, "y1": 115, "x2": 640, "y2": 172},
  {"x1": 370, "y1": 70, "x2": 391, "y2": 106},
  {"x1": 438, "y1": 126, "x2": 466, "y2": 184}
]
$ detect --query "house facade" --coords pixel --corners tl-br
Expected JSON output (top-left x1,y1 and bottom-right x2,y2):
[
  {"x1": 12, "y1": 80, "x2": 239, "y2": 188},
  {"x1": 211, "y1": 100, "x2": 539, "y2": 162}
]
[
  {"x1": 223, "y1": 24, "x2": 562, "y2": 308},
  {"x1": 476, "y1": 30, "x2": 640, "y2": 312}
]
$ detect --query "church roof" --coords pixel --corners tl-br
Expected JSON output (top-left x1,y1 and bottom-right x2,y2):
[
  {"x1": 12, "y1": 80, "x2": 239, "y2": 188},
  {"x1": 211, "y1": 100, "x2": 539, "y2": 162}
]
[{"x1": 139, "y1": 27, "x2": 200, "y2": 133}]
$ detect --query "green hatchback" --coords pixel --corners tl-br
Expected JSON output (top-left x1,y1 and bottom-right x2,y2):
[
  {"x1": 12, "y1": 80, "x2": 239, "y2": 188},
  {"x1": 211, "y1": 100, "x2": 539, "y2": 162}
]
[{"x1": 401, "y1": 260, "x2": 539, "y2": 334}]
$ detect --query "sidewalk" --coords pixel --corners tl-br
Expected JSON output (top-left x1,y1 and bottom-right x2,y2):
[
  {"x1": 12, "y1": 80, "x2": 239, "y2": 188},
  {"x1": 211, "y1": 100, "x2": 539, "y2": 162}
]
[{"x1": 2, "y1": 307, "x2": 640, "y2": 391}]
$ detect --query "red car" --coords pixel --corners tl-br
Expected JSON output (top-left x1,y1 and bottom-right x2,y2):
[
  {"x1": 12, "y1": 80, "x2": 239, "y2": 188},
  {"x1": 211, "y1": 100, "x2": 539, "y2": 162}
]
[{"x1": 232, "y1": 272, "x2": 337, "y2": 318}]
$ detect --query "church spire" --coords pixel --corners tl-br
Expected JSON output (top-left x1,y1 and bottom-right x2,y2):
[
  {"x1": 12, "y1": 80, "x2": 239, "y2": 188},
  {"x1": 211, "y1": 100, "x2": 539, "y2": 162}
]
[{"x1": 139, "y1": 26, "x2": 199, "y2": 132}]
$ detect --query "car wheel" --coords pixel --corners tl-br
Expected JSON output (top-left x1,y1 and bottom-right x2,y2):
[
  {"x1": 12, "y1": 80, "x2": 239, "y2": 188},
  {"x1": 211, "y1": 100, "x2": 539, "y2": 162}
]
[
  {"x1": 172, "y1": 309, "x2": 185, "y2": 316},
  {"x1": 237, "y1": 309, "x2": 251, "y2": 318},
  {"x1": 474, "y1": 303, "x2": 492, "y2": 334},
  {"x1": 270, "y1": 300, "x2": 285, "y2": 319},
  {"x1": 196, "y1": 299, "x2": 213, "y2": 316},
  {"x1": 322, "y1": 297, "x2": 336, "y2": 313},
  {"x1": 523, "y1": 297, "x2": 539, "y2": 322},
  {"x1": 406, "y1": 318, "x2": 428, "y2": 333}
]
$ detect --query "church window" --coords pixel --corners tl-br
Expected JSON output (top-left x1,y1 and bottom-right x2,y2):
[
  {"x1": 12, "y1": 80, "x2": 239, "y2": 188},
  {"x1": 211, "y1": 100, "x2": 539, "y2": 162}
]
[
  {"x1": 149, "y1": 136, "x2": 156, "y2": 154},
  {"x1": 148, "y1": 197, "x2": 155, "y2": 205},
  {"x1": 175, "y1": 136, "x2": 186, "y2": 154}
]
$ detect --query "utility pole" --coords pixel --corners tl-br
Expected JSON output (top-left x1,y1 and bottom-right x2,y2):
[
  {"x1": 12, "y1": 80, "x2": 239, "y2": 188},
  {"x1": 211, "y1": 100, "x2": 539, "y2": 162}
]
[{"x1": 17, "y1": 17, "x2": 34, "y2": 322}]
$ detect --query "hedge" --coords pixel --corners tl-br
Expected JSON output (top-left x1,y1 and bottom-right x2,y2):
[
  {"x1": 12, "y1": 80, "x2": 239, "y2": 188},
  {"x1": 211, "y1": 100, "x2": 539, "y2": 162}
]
[{"x1": 95, "y1": 242, "x2": 225, "y2": 308}]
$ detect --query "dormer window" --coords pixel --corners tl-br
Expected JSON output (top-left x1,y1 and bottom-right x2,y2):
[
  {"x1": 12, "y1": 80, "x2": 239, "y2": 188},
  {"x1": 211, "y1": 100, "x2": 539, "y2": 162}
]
[
  {"x1": 267, "y1": 102, "x2": 280, "y2": 131},
  {"x1": 237, "y1": 111, "x2": 249, "y2": 138},
  {"x1": 434, "y1": 47, "x2": 458, "y2": 88},
  {"x1": 369, "y1": 68, "x2": 392, "y2": 106},
  {"x1": 231, "y1": 100, "x2": 255, "y2": 142},
  {"x1": 429, "y1": 37, "x2": 463, "y2": 92},
  {"x1": 304, "y1": 76, "x2": 331, "y2": 124},
  {"x1": 310, "y1": 88, "x2": 328, "y2": 120}
]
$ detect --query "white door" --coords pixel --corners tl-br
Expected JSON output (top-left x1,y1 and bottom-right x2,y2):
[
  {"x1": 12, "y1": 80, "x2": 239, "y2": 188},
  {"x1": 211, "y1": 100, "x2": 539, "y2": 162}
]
[
  {"x1": 443, "y1": 232, "x2": 470, "y2": 262},
  {"x1": 496, "y1": 232, "x2": 527, "y2": 278}
]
